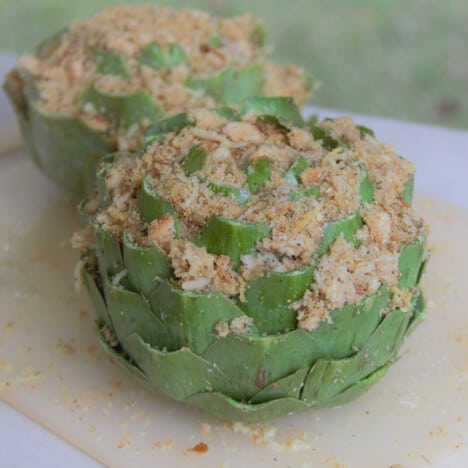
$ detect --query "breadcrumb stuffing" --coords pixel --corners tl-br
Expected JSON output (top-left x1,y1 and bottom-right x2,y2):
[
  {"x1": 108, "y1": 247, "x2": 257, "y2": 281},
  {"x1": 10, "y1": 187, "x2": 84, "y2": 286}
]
[
  {"x1": 77, "y1": 110, "x2": 427, "y2": 330},
  {"x1": 16, "y1": 5, "x2": 310, "y2": 151}
]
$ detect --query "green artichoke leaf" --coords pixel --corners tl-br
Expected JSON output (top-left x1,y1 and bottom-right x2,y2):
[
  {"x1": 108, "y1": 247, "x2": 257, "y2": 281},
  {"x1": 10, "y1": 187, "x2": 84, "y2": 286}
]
[
  {"x1": 139, "y1": 42, "x2": 189, "y2": 69},
  {"x1": 223, "y1": 64, "x2": 264, "y2": 105},
  {"x1": 240, "y1": 266, "x2": 314, "y2": 334},
  {"x1": 319, "y1": 363, "x2": 389, "y2": 407},
  {"x1": 4, "y1": 71, "x2": 113, "y2": 200},
  {"x1": 406, "y1": 290, "x2": 426, "y2": 335},
  {"x1": 306, "y1": 114, "x2": 319, "y2": 128},
  {"x1": 310, "y1": 286, "x2": 390, "y2": 358},
  {"x1": 185, "y1": 65, "x2": 235, "y2": 102},
  {"x1": 35, "y1": 28, "x2": 67, "y2": 59},
  {"x1": 197, "y1": 215, "x2": 270, "y2": 268},
  {"x1": 183, "y1": 144, "x2": 209, "y2": 175},
  {"x1": 29, "y1": 108, "x2": 113, "y2": 200},
  {"x1": 356, "y1": 124, "x2": 375, "y2": 138},
  {"x1": 402, "y1": 173, "x2": 415, "y2": 204},
  {"x1": 96, "y1": 153, "x2": 118, "y2": 207},
  {"x1": 250, "y1": 368, "x2": 309, "y2": 404},
  {"x1": 240, "y1": 96, "x2": 305, "y2": 128},
  {"x1": 398, "y1": 236, "x2": 426, "y2": 289},
  {"x1": 301, "y1": 303, "x2": 413, "y2": 405},
  {"x1": 311, "y1": 125, "x2": 346, "y2": 151},
  {"x1": 97, "y1": 329, "x2": 149, "y2": 386},
  {"x1": 93, "y1": 224, "x2": 124, "y2": 278},
  {"x1": 284, "y1": 155, "x2": 309, "y2": 186},
  {"x1": 187, "y1": 392, "x2": 308, "y2": 423},
  {"x1": 359, "y1": 165, "x2": 375, "y2": 203},
  {"x1": 250, "y1": 22, "x2": 266, "y2": 47},
  {"x1": 148, "y1": 279, "x2": 252, "y2": 355},
  {"x1": 122, "y1": 232, "x2": 173, "y2": 296},
  {"x1": 122, "y1": 332, "x2": 234, "y2": 400},
  {"x1": 256, "y1": 114, "x2": 290, "y2": 132},
  {"x1": 92, "y1": 48, "x2": 130, "y2": 78},
  {"x1": 202, "y1": 330, "x2": 314, "y2": 398},
  {"x1": 143, "y1": 113, "x2": 193, "y2": 148},
  {"x1": 80, "y1": 84, "x2": 163, "y2": 129},
  {"x1": 207, "y1": 36, "x2": 222, "y2": 47},
  {"x1": 205, "y1": 180, "x2": 250, "y2": 205},
  {"x1": 316, "y1": 212, "x2": 363, "y2": 256},
  {"x1": 288, "y1": 186, "x2": 320, "y2": 201},
  {"x1": 245, "y1": 157, "x2": 271, "y2": 194},
  {"x1": 137, "y1": 178, "x2": 180, "y2": 237},
  {"x1": 215, "y1": 106, "x2": 241, "y2": 122},
  {"x1": 104, "y1": 276, "x2": 168, "y2": 347},
  {"x1": 83, "y1": 267, "x2": 109, "y2": 326},
  {"x1": 3, "y1": 69, "x2": 37, "y2": 118}
]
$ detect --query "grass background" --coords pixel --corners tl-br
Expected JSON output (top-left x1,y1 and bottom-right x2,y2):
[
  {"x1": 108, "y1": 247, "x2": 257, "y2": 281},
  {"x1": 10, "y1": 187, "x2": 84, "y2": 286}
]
[{"x1": 1, "y1": 0, "x2": 466, "y2": 129}]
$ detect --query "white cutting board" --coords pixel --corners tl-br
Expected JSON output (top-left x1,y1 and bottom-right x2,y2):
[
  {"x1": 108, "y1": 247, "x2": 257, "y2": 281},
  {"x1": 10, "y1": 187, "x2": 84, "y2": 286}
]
[{"x1": 0, "y1": 99, "x2": 468, "y2": 465}]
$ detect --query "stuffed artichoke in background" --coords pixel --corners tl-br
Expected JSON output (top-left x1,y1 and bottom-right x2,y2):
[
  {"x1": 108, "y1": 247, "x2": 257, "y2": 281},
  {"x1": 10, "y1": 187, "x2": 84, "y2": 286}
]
[
  {"x1": 74, "y1": 97, "x2": 428, "y2": 422},
  {"x1": 3, "y1": 5, "x2": 311, "y2": 201}
]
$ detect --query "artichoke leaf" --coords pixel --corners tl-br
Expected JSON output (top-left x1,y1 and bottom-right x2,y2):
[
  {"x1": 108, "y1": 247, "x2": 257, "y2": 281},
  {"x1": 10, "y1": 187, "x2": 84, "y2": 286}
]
[
  {"x1": 284, "y1": 155, "x2": 309, "y2": 186},
  {"x1": 143, "y1": 113, "x2": 193, "y2": 148},
  {"x1": 359, "y1": 165, "x2": 375, "y2": 203},
  {"x1": 185, "y1": 66, "x2": 235, "y2": 102},
  {"x1": 97, "y1": 329, "x2": 149, "y2": 385},
  {"x1": 83, "y1": 267, "x2": 109, "y2": 326},
  {"x1": 223, "y1": 64, "x2": 263, "y2": 104},
  {"x1": 122, "y1": 232, "x2": 173, "y2": 296},
  {"x1": 240, "y1": 266, "x2": 314, "y2": 334},
  {"x1": 137, "y1": 178, "x2": 180, "y2": 236},
  {"x1": 288, "y1": 186, "x2": 320, "y2": 201},
  {"x1": 93, "y1": 224, "x2": 124, "y2": 278},
  {"x1": 205, "y1": 180, "x2": 250, "y2": 205},
  {"x1": 183, "y1": 145, "x2": 208, "y2": 175},
  {"x1": 250, "y1": 368, "x2": 308, "y2": 404},
  {"x1": 316, "y1": 212, "x2": 363, "y2": 256},
  {"x1": 318, "y1": 363, "x2": 389, "y2": 407},
  {"x1": 96, "y1": 153, "x2": 119, "y2": 207},
  {"x1": 311, "y1": 125, "x2": 346, "y2": 151},
  {"x1": 35, "y1": 28, "x2": 67, "y2": 59},
  {"x1": 202, "y1": 330, "x2": 315, "y2": 398},
  {"x1": 80, "y1": 84, "x2": 163, "y2": 129},
  {"x1": 92, "y1": 48, "x2": 130, "y2": 78},
  {"x1": 301, "y1": 303, "x2": 413, "y2": 405},
  {"x1": 397, "y1": 236, "x2": 426, "y2": 289},
  {"x1": 187, "y1": 391, "x2": 308, "y2": 422},
  {"x1": 402, "y1": 173, "x2": 415, "y2": 204},
  {"x1": 197, "y1": 215, "x2": 270, "y2": 269},
  {"x1": 356, "y1": 124, "x2": 375, "y2": 138},
  {"x1": 147, "y1": 279, "x2": 252, "y2": 355},
  {"x1": 240, "y1": 96, "x2": 305, "y2": 128},
  {"x1": 122, "y1": 332, "x2": 234, "y2": 400},
  {"x1": 245, "y1": 157, "x2": 271, "y2": 194},
  {"x1": 406, "y1": 290, "x2": 426, "y2": 335},
  {"x1": 214, "y1": 106, "x2": 241, "y2": 122},
  {"x1": 104, "y1": 276, "x2": 168, "y2": 347},
  {"x1": 139, "y1": 42, "x2": 189, "y2": 69},
  {"x1": 310, "y1": 286, "x2": 390, "y2": 358},
  {"x1": 15, "y1": 98, "x2": 112, "y2": 200}
]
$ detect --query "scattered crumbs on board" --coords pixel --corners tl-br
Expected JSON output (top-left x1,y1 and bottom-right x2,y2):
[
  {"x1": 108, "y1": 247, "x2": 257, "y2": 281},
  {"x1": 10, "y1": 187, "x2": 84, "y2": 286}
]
[
  {"x1": 186, "y1": 442, "x2": 209, "y2": 454},
  {"x1": 429, "y1": 425, "x2": 448, "y2": 439},
  {"x1": 152, "y1": 439, "x2": 173, "y2": 450}
]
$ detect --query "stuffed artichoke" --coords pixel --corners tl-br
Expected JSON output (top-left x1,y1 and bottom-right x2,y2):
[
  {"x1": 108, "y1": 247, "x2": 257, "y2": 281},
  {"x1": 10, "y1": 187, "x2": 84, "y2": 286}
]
[
  {"x1": 3, "y1": 5, "x2": 311, "y2": 201},
  {"x1": 74, "y1": 98, "x2": 428, "y2": 422}
]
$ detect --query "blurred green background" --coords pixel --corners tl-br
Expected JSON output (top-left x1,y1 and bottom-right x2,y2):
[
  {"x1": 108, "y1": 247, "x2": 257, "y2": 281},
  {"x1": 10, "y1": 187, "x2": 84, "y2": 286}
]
[{"x1": 1, "y1": 0, "x2": 466, "y2": 128}]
